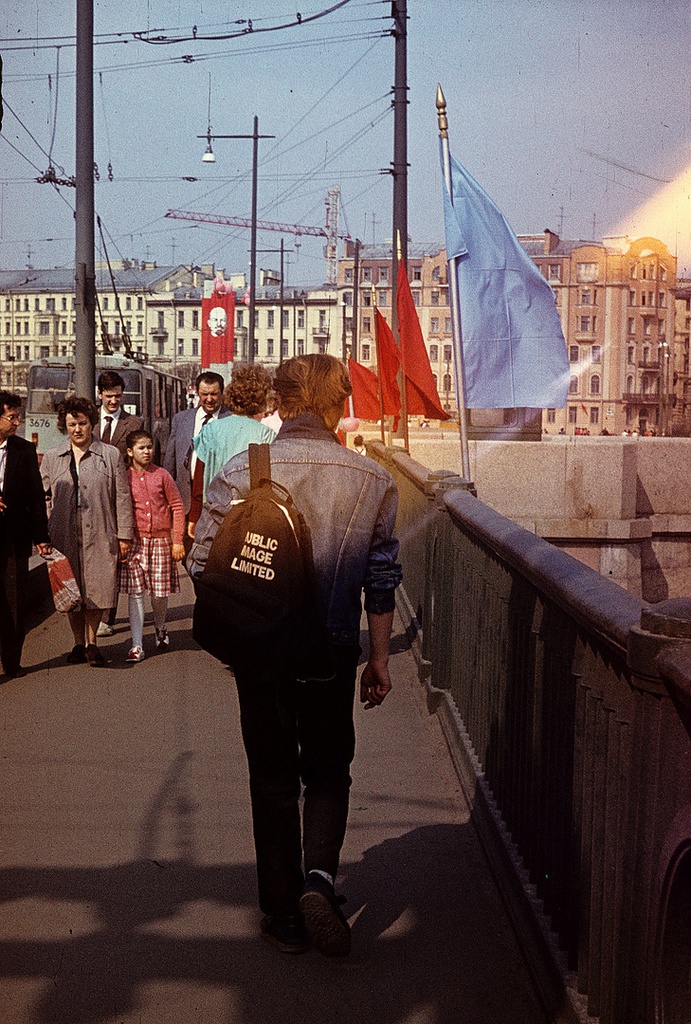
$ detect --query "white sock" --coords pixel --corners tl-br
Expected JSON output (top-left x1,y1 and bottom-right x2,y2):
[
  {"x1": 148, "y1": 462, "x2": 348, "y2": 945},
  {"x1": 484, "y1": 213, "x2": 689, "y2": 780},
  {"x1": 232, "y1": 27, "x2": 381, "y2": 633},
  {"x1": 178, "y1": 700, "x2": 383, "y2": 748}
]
[{"x1": 129, "y1": 594, "x2": 145, "y2": 649}]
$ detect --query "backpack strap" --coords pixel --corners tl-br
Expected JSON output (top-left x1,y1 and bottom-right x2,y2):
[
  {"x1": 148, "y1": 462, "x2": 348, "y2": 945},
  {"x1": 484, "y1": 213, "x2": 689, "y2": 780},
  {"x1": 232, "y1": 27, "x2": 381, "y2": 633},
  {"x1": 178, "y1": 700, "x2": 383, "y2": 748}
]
[{"x1": 248, "y1": 443, "x2": 271, "y2": 490}]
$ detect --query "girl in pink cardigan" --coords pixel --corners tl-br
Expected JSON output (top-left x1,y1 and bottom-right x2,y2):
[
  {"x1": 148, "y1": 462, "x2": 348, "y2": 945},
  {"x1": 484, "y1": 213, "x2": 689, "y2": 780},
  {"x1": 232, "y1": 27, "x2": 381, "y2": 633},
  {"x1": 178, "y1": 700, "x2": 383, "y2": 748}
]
[{"x1": 118, "y1": 430, "x2": 185, "y2": 663}]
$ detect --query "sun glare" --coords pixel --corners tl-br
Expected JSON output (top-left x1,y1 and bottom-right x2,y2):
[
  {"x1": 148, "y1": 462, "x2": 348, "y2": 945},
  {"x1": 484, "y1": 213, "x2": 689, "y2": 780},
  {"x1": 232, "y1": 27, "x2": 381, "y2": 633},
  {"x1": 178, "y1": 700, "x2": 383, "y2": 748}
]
[{"x1": 615, "y1": 162, "x2": 691, "y2": 276}]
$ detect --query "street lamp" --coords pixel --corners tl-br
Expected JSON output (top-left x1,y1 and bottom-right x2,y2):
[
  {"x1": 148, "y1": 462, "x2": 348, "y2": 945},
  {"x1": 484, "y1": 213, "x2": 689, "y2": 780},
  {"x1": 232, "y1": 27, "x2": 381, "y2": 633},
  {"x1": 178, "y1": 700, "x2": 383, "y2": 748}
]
[{"x1": 197, "y1": 117, "x2": 274, "y2": 363}]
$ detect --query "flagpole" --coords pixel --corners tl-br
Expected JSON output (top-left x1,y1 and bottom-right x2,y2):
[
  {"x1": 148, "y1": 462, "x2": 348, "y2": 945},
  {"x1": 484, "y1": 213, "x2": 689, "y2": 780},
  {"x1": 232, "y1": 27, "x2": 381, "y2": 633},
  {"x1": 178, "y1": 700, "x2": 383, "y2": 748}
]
[
  {"x1": 396, "y1": 232, "x2": 410, "y2": 450},
  {"x1": 372, "y1": 287, "x2": 387, "y2": 444},
  {"x1": 437, "y1": 85, "x2": 471, "y2": 480}
]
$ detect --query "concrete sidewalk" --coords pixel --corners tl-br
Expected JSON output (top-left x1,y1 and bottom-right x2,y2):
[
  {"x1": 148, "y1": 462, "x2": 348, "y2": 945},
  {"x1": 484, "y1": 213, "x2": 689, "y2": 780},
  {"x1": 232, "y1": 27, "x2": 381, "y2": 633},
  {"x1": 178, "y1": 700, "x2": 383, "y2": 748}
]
[{"x1": 0, "y1": 578, "x2": 547, "y2": 1024}]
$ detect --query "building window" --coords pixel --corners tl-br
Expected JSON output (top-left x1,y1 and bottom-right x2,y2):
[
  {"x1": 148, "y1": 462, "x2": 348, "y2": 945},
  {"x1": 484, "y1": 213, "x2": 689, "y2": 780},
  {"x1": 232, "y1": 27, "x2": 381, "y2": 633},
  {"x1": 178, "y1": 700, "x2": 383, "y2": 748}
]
[
  {"x1": 579, "y1": 316, "x2": 591, "y2": 332},
  {"x1": 430, "y1": 344, "x2": 439, "y2": 362},
  {"x1": 658, "y1": 291, "x2": 666, "y2": 307},
  {"x1": 282, "y1": 310, "x2": 289, "y2": 329},
  {"x1": 24, "y1": 322, "x2": 29, "y2": 335},
  {"x1": 580, "y1": 290, "x2": 591, "y2": 306},
  {"x1": 590, "y1": 407, "x2": 599, "y2": 425},
  {"x1": 23, "y1": 298, "x2": 29, "y2": 311},
  {"x1": 378, "y1": 290, "x2": 387, "y2": 307},
  {"x1": 412, "y1": 291, "x2": 420, "y2": 307},
  {"x1": 103, "y1": 297, "x2": 109, "y2": 310},
  {"x1": 4, "y1": 299, "x2": 9, "y2": 312},
  {"x1": 591, "y1": 345, "x2": 601, "y2": 363},
  {"x1": 114, "y1": 321, "x2": 121, "y2": 336},
  {"x1": 443, "y1": 373, "x2": 452, "y2": 393},
  {"x1": 413, "y1": 267, "x2": 422, "y2": 281},
  {"x1": 569, "y1": 375, "x2": 578, "y2": 394},
  {"x1": 267, "y1": 310, "x2": 275, "y2": 329},
  {"x1": 362, "y1": 291, "x2": 372, "y2": 307},
  {"x1": 24, "y1": 345, "x2": 30, "y2": 360},
  {"x1": 644, "y1": 320, "x2": 652, "y2": 337},
  {"x1": 569, "y1": 345, "x2": 579, "y2": 363},
  {"x1": 125, "y1": 296, "x2": 131, "y2": 310},
  {"x1": 192, "y1": 310, "x2": 199, "y2": 329},
  {"x1": 546, "y1": 408, "x2": 556, "y2": 423},
  {"x1": 628, "y1": 346, "x2": 634, "y2": 364},
  {"x1": 629, "y1": 291, "x2": 636, "y2": 307},
  {"x1": 343, "y1": 291, "x2": 352, "y2": 307},
  {"x1": 39, "y1": 345, "x2": 50, "y2": 359},
  {"x1": 282, "y1": 338, "x2": 289, "y2": 358},
  {"x1": 157, "y1": 340, "x2": 164, "y2": 356},
  {"x1": 192, "y1": 338, "x2": 199, "y2": 356},
  {"x1": 345, "y1": 267, "x2": 353, "y2": 283},
  {"x1": 14, "y1": 299, "x2": 20, "y2": 312},
  {"x1": 445, "y1": 317, "x2": 451, "y2": 333},
  {"x1": 137, "y1": 320, "x2": 143, "y2": 336},
  {"x1": 178, "y1": 311, "x2": 184, "y2": 329},
  {"x1": 568, "y1": 405, "x2": 577, "y2": 423},
  {"x1": 430, "y1": 318, "x2": 440, "y2": 334},
  {"x1": 318, "y1": 310, "x2": 327, "y2": 330},
  {"x1": 137, "y1": 296, "x2": 143, "y2": 310},
  {"x1": 626, "y1": 375, "x2": 634, "y2": 393},
  {"x1": 61, "y1": 321, "x2": 67, "y2": 335},
  {"x1": 46, "y1": 298, "x2": 55, "y2": 312},
  {"x1": 548, "y1": 264, "x2": 560, "y2": 282},
  {"x1": 577, "y1": 262, "x2": 598, "y2": 282},
  {"x1": 39, "y1": 321, "x2": 50, "y2": 336},
  {"x1": 236, "y1": 309, "x2": 244, "y2": 327},
  {"x1": 628, "y1": 317, "x2": 635, "y2": 335},
  {"x1": 297, "y1": 339, "x2": 304, "y2": 355},
  {"x1": 362, "y1": 344, "x2": 370, "y2": 360},
  {"x1": 379, "y1": 267, "x2": 388, "y2": 283},
  {"x1": 362, "y1": 317, "x2": 371, "y2": 334},
  {"x1": 431, "y1": 289, "x2": 440, "y2": 306},
  {"x1": 267, "y1": 338, "x2": 274, "y2": 357},
  {"x1": 362, "y1": 267, "x2": 371, "y2": 282},
  {"x1": 297, "y1": 309, "x2": 305, "y2": 329},
  {"x1": 443, "y1": 344, "x2": 452, "y2": 362},
  {"x1": 158, "y1": 311, "x2": 165, "y2": 329},
  {"x1": 590, "y1": 375, "x2": 600, "y2": 395}
]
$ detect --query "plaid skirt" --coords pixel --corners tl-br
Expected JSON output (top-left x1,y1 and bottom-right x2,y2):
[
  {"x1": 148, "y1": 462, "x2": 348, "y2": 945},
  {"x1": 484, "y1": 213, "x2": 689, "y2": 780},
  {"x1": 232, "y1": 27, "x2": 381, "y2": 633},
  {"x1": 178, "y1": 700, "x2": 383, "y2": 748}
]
[{"x1": 118, "y1": 536, "x2": 180, "y2": 598}]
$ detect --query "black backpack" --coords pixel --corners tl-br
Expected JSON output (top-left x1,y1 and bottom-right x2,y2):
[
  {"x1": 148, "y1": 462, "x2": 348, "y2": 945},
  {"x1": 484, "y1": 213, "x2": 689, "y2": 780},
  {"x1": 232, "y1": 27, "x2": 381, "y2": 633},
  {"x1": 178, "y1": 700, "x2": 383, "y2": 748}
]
[{"x1": 192, "y1": 443, "x2": 335, "y2": 681}]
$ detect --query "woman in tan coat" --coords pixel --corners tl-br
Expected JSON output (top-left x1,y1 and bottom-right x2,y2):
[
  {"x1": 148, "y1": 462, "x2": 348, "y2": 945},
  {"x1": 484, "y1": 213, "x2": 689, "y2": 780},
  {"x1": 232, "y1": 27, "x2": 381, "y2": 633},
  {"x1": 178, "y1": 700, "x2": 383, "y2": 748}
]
[{"x1": 41, "y1": 396, "x2": 134, "y2": 666}]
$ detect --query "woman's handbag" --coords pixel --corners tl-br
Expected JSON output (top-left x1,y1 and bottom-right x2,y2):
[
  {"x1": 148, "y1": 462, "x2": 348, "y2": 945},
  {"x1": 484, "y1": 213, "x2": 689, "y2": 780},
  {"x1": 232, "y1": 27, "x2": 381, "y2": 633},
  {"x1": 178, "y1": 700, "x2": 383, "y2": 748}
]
[{"x1": 44, "y1": 549, "x2": 81, "y2": 612}]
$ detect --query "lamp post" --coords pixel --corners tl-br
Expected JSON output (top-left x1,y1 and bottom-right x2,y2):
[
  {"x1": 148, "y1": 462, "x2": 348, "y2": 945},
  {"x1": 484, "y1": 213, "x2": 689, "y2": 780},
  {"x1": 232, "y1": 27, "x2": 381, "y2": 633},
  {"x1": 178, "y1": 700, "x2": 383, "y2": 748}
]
[{"x1": 197, "y1": 117, "x2": 274, "y2": 363}]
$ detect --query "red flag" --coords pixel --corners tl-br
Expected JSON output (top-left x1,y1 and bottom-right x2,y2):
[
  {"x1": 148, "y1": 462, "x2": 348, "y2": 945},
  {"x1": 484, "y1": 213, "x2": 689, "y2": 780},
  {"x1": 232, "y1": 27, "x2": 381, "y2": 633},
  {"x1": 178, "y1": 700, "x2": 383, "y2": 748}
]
[
  {"x1": 397, "y1": 262, "x2": 450, "y2": 420},
  {"x1": 375, "y1": 309, "x2": 401, "y2": 421},
  {"x1": 348, "y1": 359, "x2": 381, "y2": 421},
  {"x1": 201, "y1": 291, "x2": 235, "y2": 367}
]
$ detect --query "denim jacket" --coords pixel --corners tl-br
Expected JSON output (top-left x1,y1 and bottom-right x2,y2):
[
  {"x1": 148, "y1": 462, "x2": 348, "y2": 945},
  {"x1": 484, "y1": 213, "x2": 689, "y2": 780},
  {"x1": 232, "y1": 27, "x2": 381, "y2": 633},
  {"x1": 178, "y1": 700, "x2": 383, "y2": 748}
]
[{"x1": 189, "y1": 413, "x2": 402, "y2": 645}]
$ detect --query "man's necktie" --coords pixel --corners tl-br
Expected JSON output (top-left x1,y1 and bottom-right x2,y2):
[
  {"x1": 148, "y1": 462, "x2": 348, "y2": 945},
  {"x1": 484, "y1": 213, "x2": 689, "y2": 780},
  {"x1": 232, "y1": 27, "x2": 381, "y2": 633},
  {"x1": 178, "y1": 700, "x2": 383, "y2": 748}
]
[
  {"x1": 102, "y1": 416, "x2": 113, "y2": 445},
  {"x1": 184, "y1": 412, "x2": 213, "y2": 470}
]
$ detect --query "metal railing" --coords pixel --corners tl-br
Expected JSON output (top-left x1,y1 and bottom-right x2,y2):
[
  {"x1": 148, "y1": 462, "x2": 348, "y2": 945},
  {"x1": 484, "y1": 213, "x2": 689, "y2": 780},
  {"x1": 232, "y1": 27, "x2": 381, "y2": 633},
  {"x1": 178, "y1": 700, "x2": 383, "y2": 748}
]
[{"x1": 369, "y1": 440, "x2": 691, "y2": 1024}]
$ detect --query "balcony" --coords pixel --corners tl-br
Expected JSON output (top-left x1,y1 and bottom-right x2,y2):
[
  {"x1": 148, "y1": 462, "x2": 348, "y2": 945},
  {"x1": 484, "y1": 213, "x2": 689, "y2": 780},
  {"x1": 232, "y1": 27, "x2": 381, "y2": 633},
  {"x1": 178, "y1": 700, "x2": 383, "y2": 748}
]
[
  {"x1": 638, "y1": 359, "x2": 660, "y2": 370},
  {"x1": 622, "y1": 391, "x2": 675, "y2": 405}
]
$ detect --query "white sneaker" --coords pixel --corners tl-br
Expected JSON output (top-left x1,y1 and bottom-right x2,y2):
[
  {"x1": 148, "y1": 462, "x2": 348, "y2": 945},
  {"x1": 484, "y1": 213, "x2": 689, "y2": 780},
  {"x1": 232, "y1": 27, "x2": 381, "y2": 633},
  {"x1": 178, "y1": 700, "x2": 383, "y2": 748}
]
[
  {"x1": 126, "y1": 646, "x2": 145, "y2": 663},
  {"x1": 97, "y1": 622, "x2": 114, "y2": 638},
  {"x1": 155, "y1": 627, "x2": 170, "y2": 651}
]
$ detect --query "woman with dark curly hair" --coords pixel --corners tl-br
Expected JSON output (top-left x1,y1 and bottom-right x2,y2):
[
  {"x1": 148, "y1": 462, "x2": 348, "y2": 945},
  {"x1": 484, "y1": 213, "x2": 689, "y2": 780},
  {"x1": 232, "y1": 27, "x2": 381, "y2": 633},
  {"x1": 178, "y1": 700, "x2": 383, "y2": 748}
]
[
  {"x1": 40, "y1": 396, "x2": 134, "y2": 666},
  {"x1": 188, "y1": 364, "x2": 276, "y2": 536}
]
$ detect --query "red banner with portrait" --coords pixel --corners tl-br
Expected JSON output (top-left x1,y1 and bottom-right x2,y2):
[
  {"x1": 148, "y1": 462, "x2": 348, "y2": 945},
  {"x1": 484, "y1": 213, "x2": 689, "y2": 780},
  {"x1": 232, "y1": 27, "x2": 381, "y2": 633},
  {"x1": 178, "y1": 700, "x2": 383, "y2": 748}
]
[{"x1": 201, "y1": 291, "x2": 235, "y2": 368}]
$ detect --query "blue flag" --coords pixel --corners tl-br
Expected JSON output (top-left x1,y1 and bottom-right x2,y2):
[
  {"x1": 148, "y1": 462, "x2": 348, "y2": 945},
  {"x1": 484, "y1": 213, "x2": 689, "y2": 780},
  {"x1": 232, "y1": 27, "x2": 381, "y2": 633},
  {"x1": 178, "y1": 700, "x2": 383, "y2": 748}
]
[{"x1": 442, "y1": 147, "x2": 569, "y2": 409}]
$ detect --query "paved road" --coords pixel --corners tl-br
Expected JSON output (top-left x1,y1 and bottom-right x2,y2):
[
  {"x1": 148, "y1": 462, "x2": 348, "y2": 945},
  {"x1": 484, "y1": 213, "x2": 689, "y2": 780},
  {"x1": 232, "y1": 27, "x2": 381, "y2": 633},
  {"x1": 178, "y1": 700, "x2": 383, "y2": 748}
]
[{"x1": 0, "y1": 578, "x2": 547, "y2": 1024}]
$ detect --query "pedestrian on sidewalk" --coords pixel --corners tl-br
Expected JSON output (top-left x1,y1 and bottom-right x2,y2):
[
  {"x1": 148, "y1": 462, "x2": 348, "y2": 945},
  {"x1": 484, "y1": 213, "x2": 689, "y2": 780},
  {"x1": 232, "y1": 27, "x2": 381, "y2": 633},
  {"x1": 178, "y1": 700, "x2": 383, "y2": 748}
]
[
  {"x1": 0, "y1": 390, "x2": 52, "y2": 680},
  {"x1": 41, "y1": 396, "x2": 134, "y2": 667},
  {"x1": 118, "y1": 430, "x2": 185, "y2": 663},
  {"x1": 189, "y1": 354, "x2": 402, "y2": 956}
]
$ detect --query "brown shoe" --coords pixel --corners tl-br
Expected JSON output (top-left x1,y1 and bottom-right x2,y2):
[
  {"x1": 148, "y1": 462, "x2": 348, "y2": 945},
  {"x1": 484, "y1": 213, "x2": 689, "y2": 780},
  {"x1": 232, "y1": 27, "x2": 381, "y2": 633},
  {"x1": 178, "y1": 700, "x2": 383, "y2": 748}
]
[{"x1": 66, "y1": 644, "x2": 87, "y2": 664}]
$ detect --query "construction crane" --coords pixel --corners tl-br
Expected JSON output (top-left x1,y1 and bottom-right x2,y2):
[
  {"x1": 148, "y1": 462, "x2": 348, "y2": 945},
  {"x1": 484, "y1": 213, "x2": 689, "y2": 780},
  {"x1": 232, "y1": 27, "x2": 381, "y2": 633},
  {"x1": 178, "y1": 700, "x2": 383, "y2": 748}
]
[{"x1": 165, "y1": 186, "x2": 349, "y2": 284}]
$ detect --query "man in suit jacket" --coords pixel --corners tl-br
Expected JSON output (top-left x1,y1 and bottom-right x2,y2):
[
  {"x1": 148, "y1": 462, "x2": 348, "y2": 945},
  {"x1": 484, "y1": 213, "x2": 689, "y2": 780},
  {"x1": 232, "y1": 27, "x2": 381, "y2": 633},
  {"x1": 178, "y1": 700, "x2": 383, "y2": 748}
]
[
  {"x1": 93, "y1": 370, "x2": 143, "y2": 461},
  {"x1": 164, "y1": 372, "x2": 229, "y2": 552},
  {"x1": 0, "y1": 391, "x2": 51, "y2": 679}
]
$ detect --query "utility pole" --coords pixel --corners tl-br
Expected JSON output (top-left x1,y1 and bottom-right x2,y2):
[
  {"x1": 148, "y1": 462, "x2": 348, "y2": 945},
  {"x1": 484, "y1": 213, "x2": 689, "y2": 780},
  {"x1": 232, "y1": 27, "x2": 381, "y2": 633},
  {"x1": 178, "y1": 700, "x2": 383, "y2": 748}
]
[
  {"x1": 75, "y1": 0, "x2": 96, "y2": 397},
  {"x1": 352, "y1": 239, "x2": 360, "y2": 363},
  {"x1": 390, "y1": 0, "x2": 408, "y2": 438}
]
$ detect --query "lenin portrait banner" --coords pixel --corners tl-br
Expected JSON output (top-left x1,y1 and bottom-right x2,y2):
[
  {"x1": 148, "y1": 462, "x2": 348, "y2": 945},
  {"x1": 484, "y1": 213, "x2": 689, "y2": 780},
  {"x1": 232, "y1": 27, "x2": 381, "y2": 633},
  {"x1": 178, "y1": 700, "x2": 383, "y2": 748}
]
[{"x1": 201, "y1": 291, "x2": 235, "y2": 369}]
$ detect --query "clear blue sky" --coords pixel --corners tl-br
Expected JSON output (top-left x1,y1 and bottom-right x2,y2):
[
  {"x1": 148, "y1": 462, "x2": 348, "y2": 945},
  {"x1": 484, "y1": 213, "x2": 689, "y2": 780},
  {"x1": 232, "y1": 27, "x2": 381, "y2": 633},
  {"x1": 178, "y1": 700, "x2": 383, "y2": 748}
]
[{"x1": 1, "y1": 0, "x2": 690, "y2": 283}]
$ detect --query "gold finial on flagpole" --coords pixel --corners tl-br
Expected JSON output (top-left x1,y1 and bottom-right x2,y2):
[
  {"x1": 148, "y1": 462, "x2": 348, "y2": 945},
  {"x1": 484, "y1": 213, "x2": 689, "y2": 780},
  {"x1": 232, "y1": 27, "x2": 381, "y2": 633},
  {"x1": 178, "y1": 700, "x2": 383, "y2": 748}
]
[
  {"x1": 396, "y1": 229, "x2": 403, "y2": 262},
  {"x1": 436, "y1": 84, "x2": 448, "y2": 138}
]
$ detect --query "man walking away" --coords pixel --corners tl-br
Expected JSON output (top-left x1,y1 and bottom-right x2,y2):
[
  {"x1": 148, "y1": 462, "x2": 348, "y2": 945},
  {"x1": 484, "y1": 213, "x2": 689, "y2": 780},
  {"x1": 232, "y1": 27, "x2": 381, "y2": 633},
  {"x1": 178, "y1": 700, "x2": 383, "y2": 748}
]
[{"x1": 189, "y1": 355, "x2": 402, "y2": 956}]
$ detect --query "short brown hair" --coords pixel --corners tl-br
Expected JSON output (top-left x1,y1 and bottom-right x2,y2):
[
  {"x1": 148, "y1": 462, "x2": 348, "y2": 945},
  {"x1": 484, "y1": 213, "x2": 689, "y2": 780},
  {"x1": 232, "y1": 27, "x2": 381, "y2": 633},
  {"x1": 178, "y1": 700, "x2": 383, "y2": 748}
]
[
  {"x1": 273, "y1": 355, "x2": 351, "y2": 424},
  {"x1": 57, "y1": 396, "x2": 98, "y2": 432},
  {"x1": 223, "y1": 364, "x2": 272, "y2": 417}
]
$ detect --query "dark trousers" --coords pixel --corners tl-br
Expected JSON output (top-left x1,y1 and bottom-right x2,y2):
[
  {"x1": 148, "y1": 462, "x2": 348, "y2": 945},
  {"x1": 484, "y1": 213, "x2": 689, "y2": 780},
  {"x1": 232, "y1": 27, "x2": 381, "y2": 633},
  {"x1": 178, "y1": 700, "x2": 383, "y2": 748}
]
[
  {"x1": 0, "y1": 541, "x2": 29, "y2": 676},
  {"x1": 233, "y1": 644, "x2": 359, "y2": 917}
]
